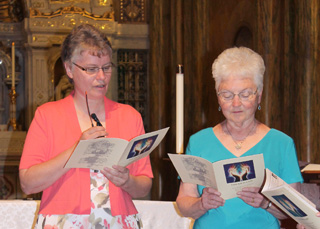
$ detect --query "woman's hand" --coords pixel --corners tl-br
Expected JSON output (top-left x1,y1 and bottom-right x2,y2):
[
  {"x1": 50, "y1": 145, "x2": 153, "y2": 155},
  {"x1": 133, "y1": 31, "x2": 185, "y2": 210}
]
[
  {"x1": 296, "y1": 212, "x2": 320, "y2": 228},
  {"x1": 101, "y1": 165, "x2": 152, "y2": 198},
  {"x1": 176, "y1": 182, "x2": 225, "y2": 219},
  {"x1": 237, "y1": 187, "x2": 269, "y2": 208},
  {"x1": 101, "y1": 165, "x2": 130, "y2": 187},
  {"x1": 200, "y1": 187, "x2": 225, "y2": 211},
  {"x1": 80, "y1": 126, "x2": 108, "y2": 140}
]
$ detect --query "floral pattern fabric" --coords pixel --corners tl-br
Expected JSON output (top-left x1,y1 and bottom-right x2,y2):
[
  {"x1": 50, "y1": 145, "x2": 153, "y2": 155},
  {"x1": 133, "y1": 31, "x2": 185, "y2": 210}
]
[{"x1": 36, "y1": 170, "x2": 141, "y2": 229}]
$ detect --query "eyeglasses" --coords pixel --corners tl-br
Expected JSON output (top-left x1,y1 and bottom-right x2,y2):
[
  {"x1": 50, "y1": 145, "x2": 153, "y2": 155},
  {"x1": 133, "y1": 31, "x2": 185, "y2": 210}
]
[
  {"x1": 73, "y1": 62, "x2": 115, "y2": 75},
  {"x1": 217, "y1": 88, "x2": 258, "y2": 102}
]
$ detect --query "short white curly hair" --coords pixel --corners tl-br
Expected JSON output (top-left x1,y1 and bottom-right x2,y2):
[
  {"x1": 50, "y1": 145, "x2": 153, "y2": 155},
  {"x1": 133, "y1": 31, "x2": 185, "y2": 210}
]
[{"x1": 212, "y1": 47, "x2": 265, "y2": 92}]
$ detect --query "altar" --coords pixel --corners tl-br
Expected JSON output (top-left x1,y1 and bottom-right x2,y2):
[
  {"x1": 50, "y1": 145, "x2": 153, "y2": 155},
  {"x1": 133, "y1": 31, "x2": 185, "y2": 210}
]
[
  {"x1": 0, "y1": 131, "x2": 27, "y2": 199},
  {"x1": 0, "y1": 200, "x2": 194, "y2": 229}
]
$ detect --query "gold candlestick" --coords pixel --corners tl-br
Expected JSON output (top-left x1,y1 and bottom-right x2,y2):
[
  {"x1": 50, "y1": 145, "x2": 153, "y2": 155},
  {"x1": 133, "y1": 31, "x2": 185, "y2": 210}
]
[
  {"x1": 12, "y1": 42, "x2": 15, "y2": 86},
  {"x1": 8, "y1": 88, "x2": 17, "y2": 131}
]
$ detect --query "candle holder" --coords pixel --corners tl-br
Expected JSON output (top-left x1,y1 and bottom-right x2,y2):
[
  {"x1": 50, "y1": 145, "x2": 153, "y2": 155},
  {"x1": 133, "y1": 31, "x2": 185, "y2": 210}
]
[
  {"x1": 8, "y1": 88, "x2": 18, "y2": 131},
  {"x1": 4, "y1": 75, "x2": 20, "y2": 89},
  {"x1": 4, "y1": 75, "x2": 20, "y2": 131}
]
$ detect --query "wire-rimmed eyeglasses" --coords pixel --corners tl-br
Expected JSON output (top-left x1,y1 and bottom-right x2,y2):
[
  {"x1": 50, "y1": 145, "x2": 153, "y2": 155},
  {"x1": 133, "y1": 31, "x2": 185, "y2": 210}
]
[
  {"x1": 217, "y1": 88, "x2": 258, "y2": 102},
  {"x1": 73, "y1": 62, "x2": 115, "y2": 76}
]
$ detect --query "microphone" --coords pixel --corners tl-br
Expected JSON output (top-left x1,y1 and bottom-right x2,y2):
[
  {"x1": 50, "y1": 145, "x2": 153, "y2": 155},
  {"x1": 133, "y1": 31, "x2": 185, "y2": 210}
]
[{"x1": 90, "y1": 113, "x2": 102, "y2": 126}]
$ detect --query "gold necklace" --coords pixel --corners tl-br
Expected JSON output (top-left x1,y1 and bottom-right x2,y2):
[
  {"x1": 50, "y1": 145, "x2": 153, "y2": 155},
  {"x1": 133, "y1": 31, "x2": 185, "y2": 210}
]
[{"x1": 225, "y1": 121, "x2": 257, "y2": 150}]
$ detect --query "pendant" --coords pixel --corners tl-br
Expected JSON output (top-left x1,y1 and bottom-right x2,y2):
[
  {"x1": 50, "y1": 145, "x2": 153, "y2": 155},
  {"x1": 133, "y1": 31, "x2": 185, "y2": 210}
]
[{"x1": 235, "y1": 143, "x2": 242, "y2": 150}]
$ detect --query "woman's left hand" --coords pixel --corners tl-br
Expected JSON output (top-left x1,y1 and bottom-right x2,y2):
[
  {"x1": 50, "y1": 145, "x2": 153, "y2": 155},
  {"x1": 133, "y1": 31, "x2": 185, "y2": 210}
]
[
  {"x1": 101, "y1": 165, "x2": 130, "y2": 188},
  {"x1": 237, "y1": 187, "x2": 268, "y2": 208},
  {"x1": 101, "y1": 165, "x2": 152, "y2": 198}
]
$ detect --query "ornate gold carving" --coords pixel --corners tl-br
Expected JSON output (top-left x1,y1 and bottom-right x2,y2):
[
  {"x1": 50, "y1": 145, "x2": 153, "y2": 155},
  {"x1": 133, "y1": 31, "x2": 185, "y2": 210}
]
[
  {"x1": 0, "y1": 23, "x2": 21, "y2": 33},
  {"x1": 29, "y1": 19, "x2": 113, "y2": 34},
  {"x1": 0, "y1": 0, "x2": 23, "y2": 22},
  {"x1": 31, "y1": 35, "x2": 65, "y2": 45},
  {"x1": 49, "y1": 0, "x2": 89, "y2": 3},
  {"x1": 120, "y1": 0, "x2": 146, "y2": 23},
  {"x1": 30, "y1": 5, "x2": 114, "y2": 21},
  {"x1": 31, "y1": 1, "x2": 45, "y2": 8},
  {"x1": 99, "y1": 0, "x2": 110, "y2": 6}
]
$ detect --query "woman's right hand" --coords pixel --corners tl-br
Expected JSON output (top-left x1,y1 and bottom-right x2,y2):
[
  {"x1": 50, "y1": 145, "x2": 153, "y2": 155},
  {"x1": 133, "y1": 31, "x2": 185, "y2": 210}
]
[
  {"x1": 176, "y1": 182, "x2": 225, "y2": 219},
  {"x1": 80, "y1": 126, "x2": 108, "y2": 140},
  {"x1": 200, "y1": 187, "x2": 225, "y2": 211},
  {"x1": 296, "y1": 212, "x2": 320, "y2": 229}
]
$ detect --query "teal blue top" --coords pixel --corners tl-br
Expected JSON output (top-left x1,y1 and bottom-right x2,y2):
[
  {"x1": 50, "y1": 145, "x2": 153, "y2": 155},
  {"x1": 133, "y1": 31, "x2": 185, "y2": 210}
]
[{"x1": 186, "y1": 128, "x2": 303, "y2": 229}]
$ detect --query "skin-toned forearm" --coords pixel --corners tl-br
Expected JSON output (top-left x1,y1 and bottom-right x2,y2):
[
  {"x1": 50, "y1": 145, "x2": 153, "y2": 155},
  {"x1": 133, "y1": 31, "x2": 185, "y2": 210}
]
[
  {"x1": 120, "y1": 175, "x2": 152, "y2": 198},
  {"x1": 176, "y1": 196, "x2": 207, "y2": 219},
  {"x1": 264, "y1": 202, "x2": 288, "y2": 219},
  {"x1": 19, "y1": 144, "x2": 76, "y2": 194},
  {"x1": 176, "y1": 183, "x2": 224, "y2": 219}
]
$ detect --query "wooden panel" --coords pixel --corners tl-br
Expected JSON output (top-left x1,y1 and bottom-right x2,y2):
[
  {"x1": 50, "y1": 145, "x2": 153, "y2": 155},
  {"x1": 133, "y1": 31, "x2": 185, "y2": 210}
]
[
  {"x1": 283, "y1": 0, "x2": 320, "y2": 162},
  {"x1": 256, "y1": 0, "x2": 283, "y2": 129},
  {"x1": 149, "y1": 0, "x2": 178, "y2": 201}
]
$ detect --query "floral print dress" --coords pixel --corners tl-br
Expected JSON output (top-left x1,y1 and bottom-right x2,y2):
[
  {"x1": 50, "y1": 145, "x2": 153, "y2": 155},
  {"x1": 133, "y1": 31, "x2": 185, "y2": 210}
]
[{"x1": 36, "y1": 170, "x2": 142, "y2": 229}]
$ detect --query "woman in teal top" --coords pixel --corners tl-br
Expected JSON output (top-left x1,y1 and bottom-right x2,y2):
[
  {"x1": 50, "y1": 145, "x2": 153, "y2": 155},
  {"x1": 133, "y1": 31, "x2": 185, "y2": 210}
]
[{"x1": 176, "y1": 47, "x2": 303, "y2": 229}]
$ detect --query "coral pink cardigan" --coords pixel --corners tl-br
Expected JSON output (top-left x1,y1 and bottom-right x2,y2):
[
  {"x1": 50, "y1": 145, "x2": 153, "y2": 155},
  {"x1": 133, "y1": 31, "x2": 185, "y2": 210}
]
[{"x1": 20, "y1": 95, "x2": 153, "y2": 216}]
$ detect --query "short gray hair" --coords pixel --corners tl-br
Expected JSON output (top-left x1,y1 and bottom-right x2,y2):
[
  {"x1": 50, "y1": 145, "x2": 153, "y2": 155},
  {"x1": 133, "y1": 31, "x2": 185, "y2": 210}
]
[
  {"x1": 212, "y1": 47, "x2": 265, "y2": 92},
  {"x1": 61, "y1": 24, "x2": 112, "y2": 65}
]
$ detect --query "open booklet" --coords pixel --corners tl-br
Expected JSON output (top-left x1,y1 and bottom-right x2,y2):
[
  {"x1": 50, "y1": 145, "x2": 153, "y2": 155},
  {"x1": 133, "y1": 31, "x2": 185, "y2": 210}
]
[
  {"x1": 64, "y1": 127, "x2": 169, "y2": 170},
  {"x1": 168, "y1": 153, "x2": 265, "y2": 199},
  {"x1": 261, "y1": 169, "x2": 320, "y2": 229}
]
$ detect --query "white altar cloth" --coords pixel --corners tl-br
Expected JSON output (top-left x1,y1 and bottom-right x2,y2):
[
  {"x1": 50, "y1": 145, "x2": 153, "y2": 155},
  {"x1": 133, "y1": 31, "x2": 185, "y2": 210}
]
[
  {"x1": 0, "y1": 200, "x2": 193, "y2": 229},
  {"x1": 0, "y1": 200, "x2": 39, "y2": 229}
]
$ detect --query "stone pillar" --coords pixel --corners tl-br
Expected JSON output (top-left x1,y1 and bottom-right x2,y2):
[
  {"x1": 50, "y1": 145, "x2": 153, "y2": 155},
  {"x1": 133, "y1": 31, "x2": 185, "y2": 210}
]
[{"x1": 25, "y1": 46, "x2": 53, "y2": 125}]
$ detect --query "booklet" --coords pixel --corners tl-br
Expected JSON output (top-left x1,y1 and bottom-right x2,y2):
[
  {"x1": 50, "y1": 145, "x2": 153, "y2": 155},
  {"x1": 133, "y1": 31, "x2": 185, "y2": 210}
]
[
  {"x1": 168, "y1": 153, "x2": 265, "y2": 199},
  {"x1": 64, "y1": 127, "x2": 169, "y2": 170},
  {"x1": 261, "y1": 169, "x2": 320, "y2": 229}
]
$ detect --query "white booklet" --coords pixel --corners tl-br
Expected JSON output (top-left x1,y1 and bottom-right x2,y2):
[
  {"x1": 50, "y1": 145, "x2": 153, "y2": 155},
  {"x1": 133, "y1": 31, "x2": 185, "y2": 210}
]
[
  {"x1": 261, "y1": 169, "x2": 320, "y2": 229},
  {"x1": 64, "y1": 127, "x2": 169, "y2": 170},
  {"x1": 168, "y1": 153, "x2": 265, "y2": 199}
]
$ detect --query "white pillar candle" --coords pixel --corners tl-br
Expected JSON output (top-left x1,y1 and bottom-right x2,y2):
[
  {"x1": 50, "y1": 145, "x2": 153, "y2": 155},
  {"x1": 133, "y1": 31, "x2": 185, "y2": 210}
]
[
  {"x1": 11, "y1": 42, "x2": 15, "y2": 88},
  {"x1": 176, "y1": 65, "x2": 184, "y2": 153}
]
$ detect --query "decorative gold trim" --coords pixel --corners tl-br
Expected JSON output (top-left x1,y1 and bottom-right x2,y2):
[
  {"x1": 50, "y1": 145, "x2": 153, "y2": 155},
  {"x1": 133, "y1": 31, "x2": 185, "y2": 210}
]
[
  {"x1": 30, "y1": 5, "x2": 114, "y2": 21},
  {"x1": 49, "y1": 0, "x2": 89, "y2": 3}
]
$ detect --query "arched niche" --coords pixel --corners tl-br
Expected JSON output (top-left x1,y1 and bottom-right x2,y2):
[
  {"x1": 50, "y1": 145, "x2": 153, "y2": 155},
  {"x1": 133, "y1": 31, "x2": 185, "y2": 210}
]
[
  {"x1": 234, "y1": 26, "x2": 253, "y2": 49},
  {"x1": 52, "y1": 57, "x2": 73, "y2": 101}
]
